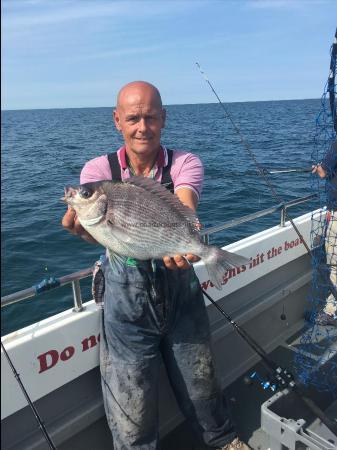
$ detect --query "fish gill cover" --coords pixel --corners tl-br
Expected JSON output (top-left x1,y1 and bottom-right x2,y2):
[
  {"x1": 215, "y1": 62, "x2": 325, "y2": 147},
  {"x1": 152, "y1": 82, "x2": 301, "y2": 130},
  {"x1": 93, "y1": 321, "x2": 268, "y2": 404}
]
[{"x1": 294, "y1": 28, "x2": 337, "y2": 395}]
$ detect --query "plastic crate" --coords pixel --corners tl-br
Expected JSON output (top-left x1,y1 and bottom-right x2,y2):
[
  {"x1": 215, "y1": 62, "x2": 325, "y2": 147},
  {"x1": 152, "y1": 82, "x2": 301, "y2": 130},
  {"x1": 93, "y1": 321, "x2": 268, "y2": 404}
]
[{"x1": 261, "y1": 389, "x2": 337, "y2": 450}]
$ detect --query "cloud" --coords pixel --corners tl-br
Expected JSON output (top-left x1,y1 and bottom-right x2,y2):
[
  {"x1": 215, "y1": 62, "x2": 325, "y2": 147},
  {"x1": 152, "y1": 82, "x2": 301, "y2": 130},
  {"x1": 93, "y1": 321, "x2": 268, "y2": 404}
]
[{"x1": 2, "y1": 0, "x2": 200, "y2": 29}]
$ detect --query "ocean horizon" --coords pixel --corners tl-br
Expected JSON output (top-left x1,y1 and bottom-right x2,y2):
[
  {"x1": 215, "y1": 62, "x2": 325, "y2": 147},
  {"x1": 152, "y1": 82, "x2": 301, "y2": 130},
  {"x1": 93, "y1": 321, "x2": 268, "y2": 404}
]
[{"x1": 1, "y1": 97, "x2": 321, "y2": 112}]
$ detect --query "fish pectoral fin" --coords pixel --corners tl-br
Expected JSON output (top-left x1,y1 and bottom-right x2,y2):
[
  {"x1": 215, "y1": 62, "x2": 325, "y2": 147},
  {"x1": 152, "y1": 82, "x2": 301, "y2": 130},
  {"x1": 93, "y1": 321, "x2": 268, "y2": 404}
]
[{"x1": 108, "y1": 225, "x2": 132, "y2": 243}]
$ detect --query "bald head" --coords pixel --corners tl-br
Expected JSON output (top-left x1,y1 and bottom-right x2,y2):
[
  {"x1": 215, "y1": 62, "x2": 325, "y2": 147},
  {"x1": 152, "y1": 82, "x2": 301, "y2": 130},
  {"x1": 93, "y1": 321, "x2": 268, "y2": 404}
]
[{"x1": 116, "y1": 81, "x2": 163, "y2": 111}]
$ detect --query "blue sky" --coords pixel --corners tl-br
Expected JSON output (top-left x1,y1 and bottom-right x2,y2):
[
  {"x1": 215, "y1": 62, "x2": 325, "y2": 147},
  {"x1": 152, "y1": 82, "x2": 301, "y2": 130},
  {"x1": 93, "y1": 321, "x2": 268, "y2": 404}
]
[{"x1": 2, "y1": 0, "x2": 337, "y2": 110}]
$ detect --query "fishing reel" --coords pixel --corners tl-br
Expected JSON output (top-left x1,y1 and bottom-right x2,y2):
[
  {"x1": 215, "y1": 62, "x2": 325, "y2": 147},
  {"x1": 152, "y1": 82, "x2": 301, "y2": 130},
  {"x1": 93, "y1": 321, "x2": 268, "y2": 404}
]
[
  {"x1": 243, "y1": 366, "x2": 295, "y2": 393},
  {"x1": 274, "y1": 366, "x2": 295, "y2": 389},
  {"x1": 243, "y1": 371, "x2": 277, "y2": 392}
]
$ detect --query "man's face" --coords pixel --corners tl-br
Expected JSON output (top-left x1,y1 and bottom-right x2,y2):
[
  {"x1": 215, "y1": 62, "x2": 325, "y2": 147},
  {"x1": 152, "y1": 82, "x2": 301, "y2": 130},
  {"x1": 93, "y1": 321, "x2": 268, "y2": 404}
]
[{"x1": 113, "y1": 85, "x2": 166, "y2": 157}]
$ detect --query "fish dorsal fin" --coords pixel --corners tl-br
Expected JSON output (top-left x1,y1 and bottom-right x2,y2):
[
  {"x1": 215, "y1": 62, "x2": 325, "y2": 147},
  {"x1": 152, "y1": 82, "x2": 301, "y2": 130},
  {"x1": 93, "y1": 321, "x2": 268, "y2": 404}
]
[{"x1": 124, "y1": 176, "x2": 199, "y2": 227}]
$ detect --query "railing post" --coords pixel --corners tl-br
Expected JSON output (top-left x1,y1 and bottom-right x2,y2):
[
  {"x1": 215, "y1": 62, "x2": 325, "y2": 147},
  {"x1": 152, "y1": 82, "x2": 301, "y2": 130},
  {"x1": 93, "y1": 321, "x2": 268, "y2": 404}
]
[
  {"x1": 72, "y1": 280, "x2": 84, "y2": 312},
  {"x1": 280, "y1": 206, "x2": 286, "y2": 227},
  {"x1": 202, "y1": 233, "x2": 209, "y2": 245}
]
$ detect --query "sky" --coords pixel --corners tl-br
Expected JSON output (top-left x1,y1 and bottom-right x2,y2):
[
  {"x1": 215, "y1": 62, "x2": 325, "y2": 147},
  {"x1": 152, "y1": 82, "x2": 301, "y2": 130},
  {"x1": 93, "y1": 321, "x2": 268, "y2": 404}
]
[{"x1": 2, "y1": 0, "x2": 337, "y2": 110}]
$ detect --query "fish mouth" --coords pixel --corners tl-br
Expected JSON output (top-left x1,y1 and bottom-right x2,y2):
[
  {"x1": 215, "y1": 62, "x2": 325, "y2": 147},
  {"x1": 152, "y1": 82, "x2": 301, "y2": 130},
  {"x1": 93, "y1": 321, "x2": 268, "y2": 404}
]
[{"x1": 61, "y1": 186, "x2": 77, "y2": 203}]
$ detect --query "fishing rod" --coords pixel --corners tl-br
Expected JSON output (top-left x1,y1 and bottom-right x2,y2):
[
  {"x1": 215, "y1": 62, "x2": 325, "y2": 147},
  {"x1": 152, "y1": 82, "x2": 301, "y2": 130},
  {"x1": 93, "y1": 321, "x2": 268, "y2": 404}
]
[
  {"x1": 201, "y1": 287, "x2": 337, "y2": 435},
  {"x1": 196, "y1": 62, "x2": 312, "y2": 257},
  {"x1": 1, "y1": 340, "x2": 57, "y2": 449},
  {"x1": 328, "y1": 28, "x2": 337, "y2": 134}
]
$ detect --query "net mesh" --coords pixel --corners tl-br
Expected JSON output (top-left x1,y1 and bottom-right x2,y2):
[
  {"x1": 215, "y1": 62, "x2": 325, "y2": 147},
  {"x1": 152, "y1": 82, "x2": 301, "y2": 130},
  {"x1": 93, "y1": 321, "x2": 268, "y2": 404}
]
[{"x1": 293, "y1": 31, "x2": 337, "y2": 395}]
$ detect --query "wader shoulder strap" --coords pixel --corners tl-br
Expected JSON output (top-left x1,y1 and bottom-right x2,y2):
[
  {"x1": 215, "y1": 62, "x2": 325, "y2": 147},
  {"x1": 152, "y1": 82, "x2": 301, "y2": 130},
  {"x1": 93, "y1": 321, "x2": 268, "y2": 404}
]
[
  {"x1": 161, "y1": 149, "x2": 174, "y2": 193},
  {"x1": 107, "y1": 149, "x2": 174, "y2": 193},
  {"x1": 107, "y1": 152, "x2": 122, "y2": 182}
]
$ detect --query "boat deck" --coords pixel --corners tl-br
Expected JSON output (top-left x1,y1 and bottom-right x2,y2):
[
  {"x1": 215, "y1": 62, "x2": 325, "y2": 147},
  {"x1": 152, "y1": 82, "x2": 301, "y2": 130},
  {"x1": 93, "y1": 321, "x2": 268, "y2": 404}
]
[{"x1": 59, "y1": 321, "x2": 337, "y2": 450}]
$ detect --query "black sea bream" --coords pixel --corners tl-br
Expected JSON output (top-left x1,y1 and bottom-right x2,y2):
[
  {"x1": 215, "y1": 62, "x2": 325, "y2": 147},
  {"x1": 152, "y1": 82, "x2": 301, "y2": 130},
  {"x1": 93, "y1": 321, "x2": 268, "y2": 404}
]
[{"x1": 64, "y1": 176, "x2": 248, "y2": 289}]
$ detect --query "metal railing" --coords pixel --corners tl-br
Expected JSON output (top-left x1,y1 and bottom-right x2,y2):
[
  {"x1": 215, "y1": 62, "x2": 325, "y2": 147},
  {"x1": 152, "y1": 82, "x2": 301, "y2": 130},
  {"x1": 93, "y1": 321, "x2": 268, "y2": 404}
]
[
  {"x1": 1, "y1": 194, "x2": 316, "y2": 312},
  {"x1": 201, "y1": 193, "x2": 316, "y2": 244},
  {"x1": 1, "y1": 267, "x2": 93, "y2": 310}
]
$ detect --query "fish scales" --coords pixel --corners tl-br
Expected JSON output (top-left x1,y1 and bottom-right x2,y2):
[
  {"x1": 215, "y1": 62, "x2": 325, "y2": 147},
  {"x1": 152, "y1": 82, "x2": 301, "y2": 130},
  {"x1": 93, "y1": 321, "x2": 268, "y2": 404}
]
[
  {"x1": 110, "y1": 187, "x2": 190, "y2": 229},
  {"x1": 108, "y1": 183, "x2": 196, "y2": 254},
  {"x1": 111, "y1": 205, "x2": 191, "y2": 253}
]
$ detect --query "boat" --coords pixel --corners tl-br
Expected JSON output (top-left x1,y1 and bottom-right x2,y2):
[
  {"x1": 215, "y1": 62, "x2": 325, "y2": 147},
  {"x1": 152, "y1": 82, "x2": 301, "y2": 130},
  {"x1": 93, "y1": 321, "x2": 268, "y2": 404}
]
[{"x1": 2, "y1": 196, "x2": 336, "y2": 450}]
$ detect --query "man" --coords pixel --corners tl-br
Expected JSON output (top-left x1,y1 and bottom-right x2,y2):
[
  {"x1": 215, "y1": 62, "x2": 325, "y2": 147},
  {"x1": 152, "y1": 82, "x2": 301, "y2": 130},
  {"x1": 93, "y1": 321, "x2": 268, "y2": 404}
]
[
  {"x1": 62, "y1": 81, "x2": 249, "y2": 449},
  {"x1": 312, "y1": 140, "x2": 337, "y2": 326}
]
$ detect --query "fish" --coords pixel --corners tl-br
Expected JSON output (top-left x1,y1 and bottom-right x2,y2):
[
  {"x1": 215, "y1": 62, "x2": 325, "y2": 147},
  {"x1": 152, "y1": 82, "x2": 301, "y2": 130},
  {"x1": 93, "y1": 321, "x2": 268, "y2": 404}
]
[{"x1": 63, "y1": 176, "x2": 249, "y2": 289}]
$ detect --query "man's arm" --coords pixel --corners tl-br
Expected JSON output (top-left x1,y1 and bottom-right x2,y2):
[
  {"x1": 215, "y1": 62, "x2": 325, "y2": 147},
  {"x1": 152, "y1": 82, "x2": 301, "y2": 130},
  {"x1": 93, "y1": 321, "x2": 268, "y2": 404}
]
[
  {"x1": 321, "y1": 141, "x2": 337, "y2": 178},
  {"x1": 312, "y1": 141, "x2": 337, "y2": 179},
  {"x1": 162, "y1": 187, "x2": 201, "y2": 270},
  {"x1": 176, "y1": 187, "x2": 198, "y2": 211}
]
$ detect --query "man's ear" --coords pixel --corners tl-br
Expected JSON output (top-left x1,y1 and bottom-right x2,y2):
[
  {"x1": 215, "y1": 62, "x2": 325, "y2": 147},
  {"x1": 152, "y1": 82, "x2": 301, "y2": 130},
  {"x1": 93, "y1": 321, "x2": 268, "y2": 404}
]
[
  {"x1": 113, "y1": 110, "x2": 122, "y2": 131},
  {"x1": 161, "y1": 108, "x2": 166, "y2": 129}
]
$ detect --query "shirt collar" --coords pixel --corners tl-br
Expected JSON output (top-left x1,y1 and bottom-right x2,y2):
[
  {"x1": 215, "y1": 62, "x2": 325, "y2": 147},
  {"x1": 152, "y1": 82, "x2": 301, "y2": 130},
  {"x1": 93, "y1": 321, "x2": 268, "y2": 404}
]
[{"x1": 118, "y1": 145, "x2": 167, "y2": 170}]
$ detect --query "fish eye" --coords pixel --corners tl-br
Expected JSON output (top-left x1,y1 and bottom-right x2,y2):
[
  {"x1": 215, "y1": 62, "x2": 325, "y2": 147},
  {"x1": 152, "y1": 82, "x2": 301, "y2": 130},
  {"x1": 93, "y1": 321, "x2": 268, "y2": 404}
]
[{"x1": 79, "y1": 187, "x2": 93, "y2": 199}]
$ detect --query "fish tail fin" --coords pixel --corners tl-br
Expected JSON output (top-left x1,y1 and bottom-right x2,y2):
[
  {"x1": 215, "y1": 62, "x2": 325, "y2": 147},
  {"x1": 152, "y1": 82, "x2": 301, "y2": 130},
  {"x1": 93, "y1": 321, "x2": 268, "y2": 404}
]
[{"x1": 201, "y1": 246, "x2": 249, "y2": 290}]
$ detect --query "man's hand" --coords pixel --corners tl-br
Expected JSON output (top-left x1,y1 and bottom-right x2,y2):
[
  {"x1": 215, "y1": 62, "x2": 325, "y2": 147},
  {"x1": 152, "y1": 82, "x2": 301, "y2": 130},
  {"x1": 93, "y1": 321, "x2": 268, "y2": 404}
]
[
  {"x1": 163, "y1": 254, "x2": 200, "y2": 270},
  {"x1": 312, "y1": 164, "x2": 327, "y2": 179},
  {"x1": 62, "y1": 206, "x2": 98, "y2": 244}
]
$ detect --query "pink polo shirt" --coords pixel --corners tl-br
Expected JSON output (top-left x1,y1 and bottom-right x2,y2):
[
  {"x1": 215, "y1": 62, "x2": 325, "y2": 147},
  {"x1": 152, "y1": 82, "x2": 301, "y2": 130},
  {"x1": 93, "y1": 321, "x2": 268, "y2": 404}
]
[{"x1": 80, "y1": 146, "x2": 204, "y2": 200}]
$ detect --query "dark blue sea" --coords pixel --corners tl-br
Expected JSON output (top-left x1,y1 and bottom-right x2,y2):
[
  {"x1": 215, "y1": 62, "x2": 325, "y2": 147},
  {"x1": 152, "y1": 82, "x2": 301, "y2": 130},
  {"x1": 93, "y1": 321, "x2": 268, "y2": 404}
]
[{"x1": 1, "y1": 100, "x2": 320, "y2": 335}]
